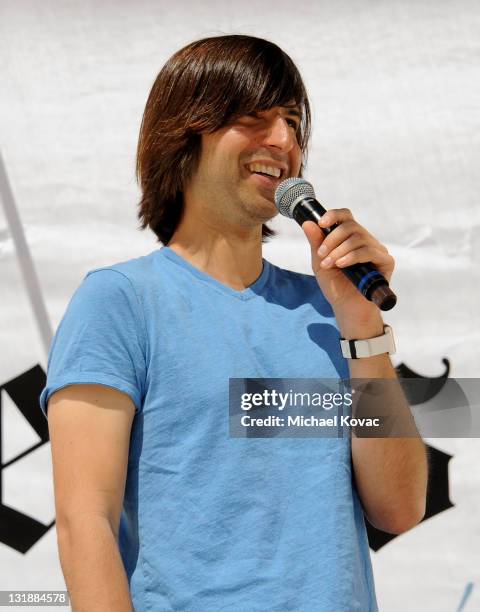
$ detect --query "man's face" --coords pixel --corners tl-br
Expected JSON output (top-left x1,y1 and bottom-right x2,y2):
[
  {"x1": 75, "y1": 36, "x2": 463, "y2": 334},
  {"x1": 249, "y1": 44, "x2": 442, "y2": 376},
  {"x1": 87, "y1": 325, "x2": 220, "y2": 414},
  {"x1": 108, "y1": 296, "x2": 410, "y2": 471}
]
[{"x1": 188, "y1": 104, "x2": 303, "y2": 228}]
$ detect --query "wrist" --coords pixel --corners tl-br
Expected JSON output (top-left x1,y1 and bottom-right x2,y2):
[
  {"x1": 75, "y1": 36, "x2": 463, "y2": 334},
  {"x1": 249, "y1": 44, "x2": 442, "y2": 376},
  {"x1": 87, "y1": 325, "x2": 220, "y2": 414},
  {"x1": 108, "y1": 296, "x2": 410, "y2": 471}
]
[
  {"x1": 340, "y1": 324, "x2": 395, "y2": 360},
  {"x1": 334, "y1": 306, "x2": 384, "y2": 340}
]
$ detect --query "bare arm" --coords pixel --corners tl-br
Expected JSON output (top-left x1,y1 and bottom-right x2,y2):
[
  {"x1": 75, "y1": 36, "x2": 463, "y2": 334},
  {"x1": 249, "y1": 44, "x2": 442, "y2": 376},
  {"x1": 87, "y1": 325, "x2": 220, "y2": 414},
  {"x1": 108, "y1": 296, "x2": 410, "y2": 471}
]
[
  {"x1": 47, "y1": 384, "x2": 136, "y2": 611},
  {"x1": 301, "y1": 214, "x2": 428, "y2": 535},
  {"x1": 336, "y1": 312, "x2": 428, "y2": 535}
]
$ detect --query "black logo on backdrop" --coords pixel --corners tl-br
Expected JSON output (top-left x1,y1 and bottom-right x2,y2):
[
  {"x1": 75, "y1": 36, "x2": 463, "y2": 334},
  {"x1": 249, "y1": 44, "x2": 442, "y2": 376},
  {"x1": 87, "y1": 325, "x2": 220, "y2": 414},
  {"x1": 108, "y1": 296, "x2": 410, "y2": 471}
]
[
  {"x1": 0, "y1": 365, "x2": 54, "y2": 553},
  {"x1": 367, "y1": 359, "x2": 455, "y2": 550},
  {"x1": 0, "y1": 361, "x2": 456, "y2": 554}
]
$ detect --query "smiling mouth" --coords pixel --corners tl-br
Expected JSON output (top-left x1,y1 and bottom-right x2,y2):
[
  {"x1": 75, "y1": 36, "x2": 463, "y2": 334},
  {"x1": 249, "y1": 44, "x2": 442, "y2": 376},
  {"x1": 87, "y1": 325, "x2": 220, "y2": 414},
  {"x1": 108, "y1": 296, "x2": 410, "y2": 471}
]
[{"x1": 245, "y1": 162, "x2": 286, "y2": 180}]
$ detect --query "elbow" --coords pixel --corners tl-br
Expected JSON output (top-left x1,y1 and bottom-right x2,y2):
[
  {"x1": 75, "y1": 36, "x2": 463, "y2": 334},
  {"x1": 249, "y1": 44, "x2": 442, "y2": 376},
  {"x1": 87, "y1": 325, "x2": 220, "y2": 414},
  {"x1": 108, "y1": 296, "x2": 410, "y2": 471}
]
[
  {"x1": 385, "y1": 509, "x2": 425, "y2": 535},
  {"x1": 368, "y1": 500, "x2": 426, "y2": 535},
  {"x1": 55, "y1": 517, "x2": 72, "y2": 546}
]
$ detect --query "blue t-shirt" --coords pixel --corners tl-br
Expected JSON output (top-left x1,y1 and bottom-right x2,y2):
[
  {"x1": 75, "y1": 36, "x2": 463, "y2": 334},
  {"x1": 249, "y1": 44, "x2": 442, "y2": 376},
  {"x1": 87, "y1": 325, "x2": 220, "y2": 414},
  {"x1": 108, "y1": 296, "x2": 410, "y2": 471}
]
[{"x1": 39, "y1": 246, "x2": 378, "y2": 612}]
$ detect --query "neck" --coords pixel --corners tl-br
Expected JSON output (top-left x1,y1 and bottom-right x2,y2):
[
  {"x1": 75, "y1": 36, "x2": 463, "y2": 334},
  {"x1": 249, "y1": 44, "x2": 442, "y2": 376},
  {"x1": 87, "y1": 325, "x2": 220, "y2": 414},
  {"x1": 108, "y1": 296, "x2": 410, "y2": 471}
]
[{"x1": 167, "y1": 214, "x2": 264, "y2": 291}]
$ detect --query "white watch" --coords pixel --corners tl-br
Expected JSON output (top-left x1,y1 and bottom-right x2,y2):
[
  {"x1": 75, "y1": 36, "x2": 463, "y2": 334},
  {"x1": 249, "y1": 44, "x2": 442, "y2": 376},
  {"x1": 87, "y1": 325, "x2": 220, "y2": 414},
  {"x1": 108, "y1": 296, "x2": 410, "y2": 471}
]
[{"x1": 340, "y1": 324, "x2": 396, "y2": 359}]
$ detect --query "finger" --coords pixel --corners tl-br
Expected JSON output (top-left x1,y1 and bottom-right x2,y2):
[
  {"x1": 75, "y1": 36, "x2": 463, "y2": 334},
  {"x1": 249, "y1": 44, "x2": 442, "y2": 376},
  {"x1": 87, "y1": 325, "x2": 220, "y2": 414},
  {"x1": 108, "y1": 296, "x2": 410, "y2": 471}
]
[
  {"x1": 319, "y1": 208, "x2": 354, "y2": 228},
  {"x1": 319, "y1": 233, "x2": 367, "y2": 267},
  {"x1": 302, "y1": 220, "x2": 326, "y2": 252},
  {"x1": 332, "y1": 246, "x2": 394, "y2": 271},
  {"x1": 316, "y1": 221, "x2": 363, "y2": 256}
]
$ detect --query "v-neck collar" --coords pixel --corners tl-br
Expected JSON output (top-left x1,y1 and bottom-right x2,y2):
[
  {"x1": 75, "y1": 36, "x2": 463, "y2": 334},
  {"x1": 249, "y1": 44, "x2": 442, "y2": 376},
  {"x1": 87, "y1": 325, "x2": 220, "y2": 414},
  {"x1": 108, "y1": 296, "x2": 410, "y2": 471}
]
[{"x1": 159, "y1": 247, "x2": 271, "y2": 301}]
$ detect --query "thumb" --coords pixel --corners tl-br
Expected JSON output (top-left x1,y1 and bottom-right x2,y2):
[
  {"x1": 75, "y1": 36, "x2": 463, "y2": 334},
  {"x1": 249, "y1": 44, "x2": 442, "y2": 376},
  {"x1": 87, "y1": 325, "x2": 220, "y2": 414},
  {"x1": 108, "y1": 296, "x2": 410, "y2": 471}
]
[{"x1": 302, "y1": 220, "x2": 325, "y2": 254}]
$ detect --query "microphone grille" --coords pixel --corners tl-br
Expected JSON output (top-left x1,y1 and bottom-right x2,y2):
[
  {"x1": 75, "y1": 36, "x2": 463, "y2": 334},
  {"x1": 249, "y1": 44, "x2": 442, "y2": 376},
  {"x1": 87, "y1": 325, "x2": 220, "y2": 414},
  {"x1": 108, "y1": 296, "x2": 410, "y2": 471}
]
[{"x1": 274, "y1": 178, "x2": 316, "y2": 218}]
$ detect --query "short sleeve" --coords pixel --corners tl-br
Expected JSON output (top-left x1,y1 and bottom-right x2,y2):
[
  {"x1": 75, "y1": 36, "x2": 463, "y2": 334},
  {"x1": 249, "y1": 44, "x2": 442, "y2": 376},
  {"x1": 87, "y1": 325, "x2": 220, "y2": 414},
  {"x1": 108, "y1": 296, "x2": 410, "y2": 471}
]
[{"x1": 39, "y1": 268, "x2": 147, "y2": 418}]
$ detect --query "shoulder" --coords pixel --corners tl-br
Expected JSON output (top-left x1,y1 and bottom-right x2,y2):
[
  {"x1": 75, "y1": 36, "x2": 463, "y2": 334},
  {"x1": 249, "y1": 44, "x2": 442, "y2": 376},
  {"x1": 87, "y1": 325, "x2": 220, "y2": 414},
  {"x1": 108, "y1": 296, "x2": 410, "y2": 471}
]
[
  {"x1": 268, "y1": 262, "x2": 318, "y2": 291},
  {"x1": 63, "y1": 250, "x2": 163, "y2": 327},
  {"x1": 265, "y1": 261, "x2": 334, "y2": 317},
  {"x1": 76, "y1": 249, "x2": 169, "y2": 308},
  {"x1": 84, "y1": 249, "x2": 160, "y2": 291}
]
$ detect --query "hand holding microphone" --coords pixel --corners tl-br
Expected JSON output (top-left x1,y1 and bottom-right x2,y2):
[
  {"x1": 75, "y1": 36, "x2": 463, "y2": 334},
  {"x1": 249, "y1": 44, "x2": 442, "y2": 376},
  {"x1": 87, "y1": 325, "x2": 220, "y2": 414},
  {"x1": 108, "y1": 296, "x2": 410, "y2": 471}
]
[{"x1": 274, "y1": 178, "x2": 397, "y2": 312}]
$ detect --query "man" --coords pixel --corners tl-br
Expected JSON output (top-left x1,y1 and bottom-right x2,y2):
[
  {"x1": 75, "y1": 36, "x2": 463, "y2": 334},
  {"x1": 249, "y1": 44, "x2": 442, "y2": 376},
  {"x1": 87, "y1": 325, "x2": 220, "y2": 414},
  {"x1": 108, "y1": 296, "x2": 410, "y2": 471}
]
[{"x1": 40, "y1": 35, "x2": 427, "y2": 611}]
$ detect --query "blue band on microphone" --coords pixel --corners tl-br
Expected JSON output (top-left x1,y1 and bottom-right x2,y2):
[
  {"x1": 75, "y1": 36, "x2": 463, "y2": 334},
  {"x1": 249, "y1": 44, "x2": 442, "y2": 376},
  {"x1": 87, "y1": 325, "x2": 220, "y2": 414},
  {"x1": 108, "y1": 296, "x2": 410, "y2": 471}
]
[{"x1": 357, "y1": 270, "x2": 382, "y2": 292}]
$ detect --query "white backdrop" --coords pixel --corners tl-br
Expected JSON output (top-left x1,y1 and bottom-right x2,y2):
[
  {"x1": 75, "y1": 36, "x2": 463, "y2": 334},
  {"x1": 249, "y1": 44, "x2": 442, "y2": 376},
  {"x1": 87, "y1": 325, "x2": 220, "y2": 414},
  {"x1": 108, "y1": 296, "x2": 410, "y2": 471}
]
[{"x1": 1, "y1": 0, "x2": 479, "y2": 610}]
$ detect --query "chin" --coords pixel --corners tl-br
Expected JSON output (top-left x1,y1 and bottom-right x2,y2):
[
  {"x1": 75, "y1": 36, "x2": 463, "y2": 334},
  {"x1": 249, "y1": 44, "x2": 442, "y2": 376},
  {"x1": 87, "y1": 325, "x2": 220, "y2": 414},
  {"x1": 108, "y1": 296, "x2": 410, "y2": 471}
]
[
  {"x1": 237, "y1": 190, "x2": 278, "y2": 224},
  {"x1": 249, "y1": 201, "x2": 278, "y2": 224}
]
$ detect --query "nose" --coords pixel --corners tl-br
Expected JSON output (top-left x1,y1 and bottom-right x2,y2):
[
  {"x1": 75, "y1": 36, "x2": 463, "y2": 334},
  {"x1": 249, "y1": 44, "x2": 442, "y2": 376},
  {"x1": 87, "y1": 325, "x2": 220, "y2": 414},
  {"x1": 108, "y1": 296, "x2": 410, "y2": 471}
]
[{"x1": 262, "y1": 115, "x2": 297, "y2": 152}]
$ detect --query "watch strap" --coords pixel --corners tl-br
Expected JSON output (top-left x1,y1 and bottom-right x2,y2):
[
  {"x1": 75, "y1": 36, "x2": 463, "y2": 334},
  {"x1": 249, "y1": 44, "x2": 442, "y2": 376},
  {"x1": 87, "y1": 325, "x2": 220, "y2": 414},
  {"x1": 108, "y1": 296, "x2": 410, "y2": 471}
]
[{"x1": 340, "y1": 324, "x2": 396, "y2": 359}]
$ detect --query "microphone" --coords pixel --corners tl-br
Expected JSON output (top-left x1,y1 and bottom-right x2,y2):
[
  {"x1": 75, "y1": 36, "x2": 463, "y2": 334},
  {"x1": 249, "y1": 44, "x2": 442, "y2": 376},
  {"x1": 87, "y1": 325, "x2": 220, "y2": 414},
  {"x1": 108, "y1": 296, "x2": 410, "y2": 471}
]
[{"x1": 274, "y1": 177, "x2": 397, "y2": 311}]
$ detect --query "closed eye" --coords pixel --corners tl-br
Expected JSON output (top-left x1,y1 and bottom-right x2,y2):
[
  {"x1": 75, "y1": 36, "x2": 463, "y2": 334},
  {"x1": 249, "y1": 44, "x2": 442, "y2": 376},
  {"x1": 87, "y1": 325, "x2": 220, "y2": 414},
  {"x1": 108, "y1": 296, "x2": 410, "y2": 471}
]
[{"x1": 240, "y1": 112, "x2": 299, "y2": 131}]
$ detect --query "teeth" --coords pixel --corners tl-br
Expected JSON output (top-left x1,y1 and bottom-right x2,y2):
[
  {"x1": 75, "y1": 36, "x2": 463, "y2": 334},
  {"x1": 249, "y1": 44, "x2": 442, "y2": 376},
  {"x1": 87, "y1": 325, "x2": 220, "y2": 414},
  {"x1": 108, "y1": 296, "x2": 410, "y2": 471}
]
[{"x1": 247, "y1": 163, "x2": 281, "y2": 178}]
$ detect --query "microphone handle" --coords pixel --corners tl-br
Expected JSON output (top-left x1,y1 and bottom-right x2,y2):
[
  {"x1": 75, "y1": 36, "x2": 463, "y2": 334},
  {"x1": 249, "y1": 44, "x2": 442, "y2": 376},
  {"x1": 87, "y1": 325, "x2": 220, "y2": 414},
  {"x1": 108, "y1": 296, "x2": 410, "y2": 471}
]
[{"x1": 292, "y1": 198, "x2": 397, "y2": 311}]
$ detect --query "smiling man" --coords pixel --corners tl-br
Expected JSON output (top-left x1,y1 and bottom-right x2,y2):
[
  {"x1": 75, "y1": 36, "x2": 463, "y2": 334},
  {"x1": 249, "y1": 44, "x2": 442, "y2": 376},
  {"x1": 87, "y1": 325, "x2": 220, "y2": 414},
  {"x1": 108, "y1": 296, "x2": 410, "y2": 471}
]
[
  {"x1": 167, "y1": 102, "x2": 303, "y2": 292},
  {"x1": 40, "y1": 35, "x2": 427, "y2": 611}
]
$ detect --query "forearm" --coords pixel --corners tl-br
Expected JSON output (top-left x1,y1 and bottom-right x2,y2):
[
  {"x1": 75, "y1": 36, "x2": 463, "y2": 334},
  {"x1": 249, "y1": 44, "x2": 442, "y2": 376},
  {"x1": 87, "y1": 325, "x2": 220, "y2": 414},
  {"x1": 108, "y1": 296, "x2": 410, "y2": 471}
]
[
  {"x1": 56, "y1": 514, "x2": 133, "y2": 612},
  {"x1": 352, "y1": 424, "x2": 427, "y2": 533},
  {"x1": 336, "y1": 309, "x2": 428, "y2": 534}
]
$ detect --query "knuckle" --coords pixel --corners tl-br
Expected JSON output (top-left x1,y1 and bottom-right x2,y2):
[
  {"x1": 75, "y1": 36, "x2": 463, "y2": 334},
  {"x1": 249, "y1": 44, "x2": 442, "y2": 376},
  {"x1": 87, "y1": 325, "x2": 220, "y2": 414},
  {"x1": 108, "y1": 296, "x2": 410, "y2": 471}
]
[
  {"x1": 348, "y1": 220, "x2": 363, "y2": 233},
  {"x1": 337, "y1": 221, "x2": 355, "y2": 235}
]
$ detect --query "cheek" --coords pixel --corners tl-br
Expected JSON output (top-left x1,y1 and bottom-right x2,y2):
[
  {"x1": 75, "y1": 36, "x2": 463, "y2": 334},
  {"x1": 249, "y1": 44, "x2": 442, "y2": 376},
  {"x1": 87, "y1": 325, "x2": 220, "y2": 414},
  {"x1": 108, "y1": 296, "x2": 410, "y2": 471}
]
[{"x1": 292, "y1": 149, "x2": 303, "y2": 175}]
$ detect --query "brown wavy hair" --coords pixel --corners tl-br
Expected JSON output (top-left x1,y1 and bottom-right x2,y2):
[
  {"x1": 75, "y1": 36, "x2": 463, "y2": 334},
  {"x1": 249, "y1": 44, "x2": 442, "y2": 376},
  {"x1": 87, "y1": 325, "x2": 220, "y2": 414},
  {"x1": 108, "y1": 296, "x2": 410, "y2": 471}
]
[{"x1": 135, "y1": 34, "x2": 311, "y2": 244}]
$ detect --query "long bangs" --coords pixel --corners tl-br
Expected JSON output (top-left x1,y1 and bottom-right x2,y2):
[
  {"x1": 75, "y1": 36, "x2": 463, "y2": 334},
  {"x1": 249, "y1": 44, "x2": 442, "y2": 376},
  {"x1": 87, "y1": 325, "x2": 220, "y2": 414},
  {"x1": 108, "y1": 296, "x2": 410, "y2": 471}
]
[
  {"x1": 182, "y1": 36, "x2": 311, "y2": 152},
  {"x1": 136, "y1": 35, "x2": 311, "y2": 244}
]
